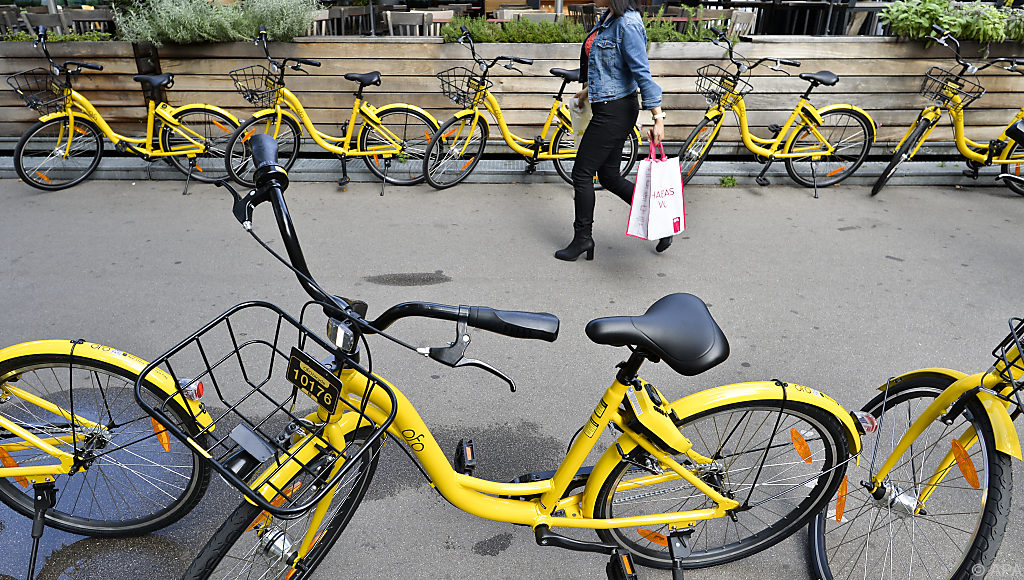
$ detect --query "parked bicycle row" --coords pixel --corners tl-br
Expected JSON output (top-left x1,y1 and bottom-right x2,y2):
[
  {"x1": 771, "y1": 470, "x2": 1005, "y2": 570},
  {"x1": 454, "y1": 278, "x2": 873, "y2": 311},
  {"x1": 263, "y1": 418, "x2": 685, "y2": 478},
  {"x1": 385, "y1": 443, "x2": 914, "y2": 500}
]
[{"x1": 8, "y1": 25, "x2": 1024, "y2": 198}]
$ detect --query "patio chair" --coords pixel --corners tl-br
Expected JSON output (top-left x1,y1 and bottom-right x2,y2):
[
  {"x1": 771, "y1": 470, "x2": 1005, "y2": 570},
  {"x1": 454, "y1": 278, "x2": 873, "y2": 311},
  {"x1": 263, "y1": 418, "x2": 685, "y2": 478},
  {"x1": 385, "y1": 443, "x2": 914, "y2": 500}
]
[
  {"x1": 63, "y1": 7, "x2": 116, "y2": 34},
  {"x1": 21, "y1": 11, "x2": 73, "y2": 35},
  {"x1": 727, "y1": 9, "x2": 755, "y2": 36},
  {"x1": 448, "y1": 3, "x2": 471, "y2": 14},
  {"x1": 387, "y1": 10, "x2": 433, "y2": 35},
  {"x1": 339, "y1": 6, "x2": 371, "y2": 35},
  {"x1": 567, "y1": 3, "x2": 596, "y2": 30}
]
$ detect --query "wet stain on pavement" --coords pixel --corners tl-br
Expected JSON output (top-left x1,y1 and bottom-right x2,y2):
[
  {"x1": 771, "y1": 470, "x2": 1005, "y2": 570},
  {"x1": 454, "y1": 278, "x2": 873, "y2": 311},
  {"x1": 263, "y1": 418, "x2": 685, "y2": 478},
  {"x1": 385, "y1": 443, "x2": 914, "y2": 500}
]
[
  {"x1": 364, "y1": 271, "x2": 451, "y2": 286},
  {"x1": 473, "y1": 532, "x2": 514, "y2": 556}
]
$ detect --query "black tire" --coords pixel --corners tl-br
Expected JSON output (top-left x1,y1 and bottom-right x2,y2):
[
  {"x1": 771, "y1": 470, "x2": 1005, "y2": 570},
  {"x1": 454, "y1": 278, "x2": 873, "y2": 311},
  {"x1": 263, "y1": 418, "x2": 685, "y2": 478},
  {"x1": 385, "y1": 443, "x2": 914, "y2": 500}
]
[
  {"x1": 551, "y1": 125, "x2": 640, "y2": 189},
  {"x1": 225, "y1": 114, "x2": 302, "y2": 188},
  {"x1": 871, "y1": 118, "x2": 932, "y2": 196},
  {"x1": 160, "y1": 108, "x2": 238, "y2": 183},
  {"x1": 999, "y1": 139, "x2": 1024, "y2": 197},
  {"x1": 422, "y1": 114, "x2": 489, "y2": 189},
  {"x1": 594, "y1": 399, "x2": 849, "y2": 569},
  {"x1": 14, "y1": 117, "x2": 103, "y2": 191},
  {"x1": 808, "y1": 376, "x2": 1012, "y2": 580},
  {"x1": 184, "y1": 427, "x2": 382, "y2": 579},
  {"x1": 357, "y1": 106, "x2": 437, "y2": 185},
  {"x1": 785, "y1": 108, "x2": 873, "y2": 188},
  {"x1": 0, "y1": 353, "x2": 210, "y2": 536},
  {"x1": 677, "y1": 117, "x2": 719, "y2": 185}
]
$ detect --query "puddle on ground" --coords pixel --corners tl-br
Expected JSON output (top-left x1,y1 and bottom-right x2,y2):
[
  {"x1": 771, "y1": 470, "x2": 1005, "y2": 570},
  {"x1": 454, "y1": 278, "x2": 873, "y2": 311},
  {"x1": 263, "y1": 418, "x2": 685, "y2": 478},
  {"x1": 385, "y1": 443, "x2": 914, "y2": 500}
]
[{"x1": 363, "y1": 271, "x2": 451, "y2": 287}]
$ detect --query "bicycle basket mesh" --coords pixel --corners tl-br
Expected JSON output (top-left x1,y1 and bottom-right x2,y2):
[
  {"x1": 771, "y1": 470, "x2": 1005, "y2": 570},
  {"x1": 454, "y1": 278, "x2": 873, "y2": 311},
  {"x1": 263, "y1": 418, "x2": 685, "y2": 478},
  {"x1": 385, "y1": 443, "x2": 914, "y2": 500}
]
[
  {"x1": 229, "y1": 65, "x2": 279, "y2": 108},
  {"x1": 920, "y1": 66, "x2": 985, "y2": 111},
  {"x1": 6, "y1": 68, "x2": 69, "y2": 115},
  {"x1": 993, "y1": 317, "x2": 1024, "y2": 390},
  {"x1": 437, "y1": 66, "x2": 492, "y2": 108},
  {"x1": 135, "y1": 301, "x2": 393, "y2": 517},
  {"x1": 695, "y1": 64, "x2": 752, "y2": 106}
]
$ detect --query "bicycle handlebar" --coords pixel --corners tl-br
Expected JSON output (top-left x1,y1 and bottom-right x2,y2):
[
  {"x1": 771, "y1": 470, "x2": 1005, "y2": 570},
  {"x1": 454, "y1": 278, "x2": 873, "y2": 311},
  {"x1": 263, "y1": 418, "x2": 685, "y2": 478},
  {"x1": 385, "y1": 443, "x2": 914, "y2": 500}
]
[
  {"x1": 926, "y1": 26, "x2": 1022, "y2": 75},
  {"x1": 233, "y1": 134, "x2": 561, "y2": 346}
]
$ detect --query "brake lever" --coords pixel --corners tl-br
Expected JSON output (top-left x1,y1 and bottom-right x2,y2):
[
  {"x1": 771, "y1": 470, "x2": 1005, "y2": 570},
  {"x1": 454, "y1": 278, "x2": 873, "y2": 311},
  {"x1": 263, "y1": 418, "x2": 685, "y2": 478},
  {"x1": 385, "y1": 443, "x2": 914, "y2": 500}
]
[
  {"x1": 503, "y1": 63, "x2": 524, "y2": 75},
  {"x1": 418, "y1": 309, "x2": 517, "y2": 392},
  {"x1": 290, "y1": 64, "x2": 309, "y2": 74}
]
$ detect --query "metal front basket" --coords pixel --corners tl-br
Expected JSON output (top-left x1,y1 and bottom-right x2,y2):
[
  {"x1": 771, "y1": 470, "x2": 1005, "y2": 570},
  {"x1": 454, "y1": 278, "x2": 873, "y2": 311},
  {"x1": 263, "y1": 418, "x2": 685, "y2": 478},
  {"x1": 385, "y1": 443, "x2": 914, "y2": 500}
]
[
  {"x1": 920, "y1": 66, "x2": 985, "y2": 111},
  {"x1": 436, "y1": 66, "x2": 492, "y2": 108},
  {"x1": 6, "y1": 68, "x2": 68, "y2": 115},
  {"x1": 135, "y1": 301, "x2": 395, "y2": 517},
  {"x1": 229, "y1": 64, "x2": 280, "y2": 108},
  {"x1": 993, "y1": 317, "x2": 1024, "y2": 391},
  {"x1": 695, "y1": 64, "x2": 752, "y2": 107}
]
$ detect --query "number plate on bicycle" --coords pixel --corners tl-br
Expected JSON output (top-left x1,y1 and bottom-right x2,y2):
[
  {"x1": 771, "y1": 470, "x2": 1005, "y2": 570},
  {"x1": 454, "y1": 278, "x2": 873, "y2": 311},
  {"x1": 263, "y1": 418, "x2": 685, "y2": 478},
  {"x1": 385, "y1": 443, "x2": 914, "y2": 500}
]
[{"x1": 286, "y1": 347, "x2": 341, "y2": 414}]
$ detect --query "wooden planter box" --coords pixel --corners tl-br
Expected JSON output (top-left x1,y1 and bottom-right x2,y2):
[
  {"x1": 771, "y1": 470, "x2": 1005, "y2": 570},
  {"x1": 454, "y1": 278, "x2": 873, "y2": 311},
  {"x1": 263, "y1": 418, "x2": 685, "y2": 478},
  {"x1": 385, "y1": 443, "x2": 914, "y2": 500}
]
[{"x1": 3, "y1": 36, "x2": 1023, "y2": 153}]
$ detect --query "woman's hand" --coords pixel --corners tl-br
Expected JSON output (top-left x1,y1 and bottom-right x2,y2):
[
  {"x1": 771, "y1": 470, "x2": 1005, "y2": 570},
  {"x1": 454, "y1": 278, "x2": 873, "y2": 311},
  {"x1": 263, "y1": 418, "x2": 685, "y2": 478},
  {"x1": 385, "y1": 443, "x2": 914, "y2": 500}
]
[
  {"x1": 649, "y1": 119, "x2": 665, "y2": 147},
  {"x1": 574, "y1": 87, "x2": 588, "y2": 103}
]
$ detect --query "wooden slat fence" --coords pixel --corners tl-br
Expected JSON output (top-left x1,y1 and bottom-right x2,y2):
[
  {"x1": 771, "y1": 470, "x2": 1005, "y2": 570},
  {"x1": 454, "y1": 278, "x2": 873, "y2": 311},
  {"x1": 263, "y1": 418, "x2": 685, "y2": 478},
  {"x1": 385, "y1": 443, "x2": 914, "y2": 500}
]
[{"x1": 3, "y1": 36, "x2": 1024, "y2": 154}]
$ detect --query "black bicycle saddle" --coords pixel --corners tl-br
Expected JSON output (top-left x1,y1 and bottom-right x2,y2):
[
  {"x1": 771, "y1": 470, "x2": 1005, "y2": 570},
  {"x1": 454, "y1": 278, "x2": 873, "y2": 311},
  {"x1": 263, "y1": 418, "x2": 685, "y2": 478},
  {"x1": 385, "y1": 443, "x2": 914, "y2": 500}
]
[
  {"x1": 133, "y1": 73, "x2": 174, "y2": 89},
  {"x1": 799, "y1": 71, "x2": 839, "y2": 86},
  {"x1": 549, "y1": 68, "x2": 580, "y2": 83},
  {"x1": 345, "y1": 71, "x2": 382, "y2": 86},
  {"x1": 586, "y1": 294, "x2": 729, "y2": 376}
]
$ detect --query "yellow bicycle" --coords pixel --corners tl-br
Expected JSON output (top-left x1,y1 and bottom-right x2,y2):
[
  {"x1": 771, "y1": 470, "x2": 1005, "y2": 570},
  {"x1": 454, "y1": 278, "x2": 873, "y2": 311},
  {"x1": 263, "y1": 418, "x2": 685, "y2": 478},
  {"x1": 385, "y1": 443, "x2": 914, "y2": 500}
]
[
  {"x1": 423, "y1": 26, "x2": 641, "y2": 190},
  {"x1": 871, "y1": 25, "x2": 1024, "y2": 197},
  {"x1": 0, "y1": 339, "x2": 213, "y2": 577},
  {"x1": 7, "y1": 28, "x2": 240, "y2": 192},
  {"x1": 809, "y1": 316, "x2": 1024, "y2": 580},
  {"x1": 136, "y1": 136, "x2": 862, "y2": 579},
  {"x1": 223, "y1": 27, "x2": 439, "y2": 188},
  {"x1": 679, "y1": 27, "x2": 875, "y2": 194}
]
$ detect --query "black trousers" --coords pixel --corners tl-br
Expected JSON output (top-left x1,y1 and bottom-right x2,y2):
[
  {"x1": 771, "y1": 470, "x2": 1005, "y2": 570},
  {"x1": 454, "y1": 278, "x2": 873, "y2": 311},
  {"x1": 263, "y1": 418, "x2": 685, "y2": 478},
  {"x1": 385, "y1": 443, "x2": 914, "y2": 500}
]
[{"x1": 570, "y1": 94, "x2": 641, "y2": 231}]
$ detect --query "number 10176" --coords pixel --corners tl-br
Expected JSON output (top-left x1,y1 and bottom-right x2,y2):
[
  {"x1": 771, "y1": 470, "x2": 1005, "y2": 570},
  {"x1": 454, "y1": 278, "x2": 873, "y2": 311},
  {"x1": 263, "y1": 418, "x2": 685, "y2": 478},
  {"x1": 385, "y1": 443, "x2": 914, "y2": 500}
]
[{"x1": 286, "y1": 347, "x2": 342, "y2": 414}]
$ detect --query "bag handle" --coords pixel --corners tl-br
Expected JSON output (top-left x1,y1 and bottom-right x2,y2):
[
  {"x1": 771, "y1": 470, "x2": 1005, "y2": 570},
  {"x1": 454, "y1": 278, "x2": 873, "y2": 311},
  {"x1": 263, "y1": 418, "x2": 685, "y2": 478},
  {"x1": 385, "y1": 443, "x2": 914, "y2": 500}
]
[{"x1": 647, "y1": 141, "x2": 667, "y2": 162}]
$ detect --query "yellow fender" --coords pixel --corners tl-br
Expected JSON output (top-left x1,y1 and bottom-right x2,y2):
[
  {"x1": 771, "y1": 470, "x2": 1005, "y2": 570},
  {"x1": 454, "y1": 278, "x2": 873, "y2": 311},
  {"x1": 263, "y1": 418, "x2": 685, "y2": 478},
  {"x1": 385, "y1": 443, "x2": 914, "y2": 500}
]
[
  {"x1": 0, "y1": 340, "x2": 213, "y2": 432},
  {"x1": 815, "y1": 104, "x2": 878, "y2": 138},
  {"x1": 241, "y1": 108, "x2": 304, "y2": 137},
  {"x1": 879, "y1": 369, "x2": 1022, "y2": 460},
  {"x1": 581, "y1": 381, "x2": 861, "y2": 518},
  {"x1": 167, "y1": 103, "x2": 241, "y2": 126},
  {"x1": 370, "y1": 102, "x2": 440, "y2": 131}
]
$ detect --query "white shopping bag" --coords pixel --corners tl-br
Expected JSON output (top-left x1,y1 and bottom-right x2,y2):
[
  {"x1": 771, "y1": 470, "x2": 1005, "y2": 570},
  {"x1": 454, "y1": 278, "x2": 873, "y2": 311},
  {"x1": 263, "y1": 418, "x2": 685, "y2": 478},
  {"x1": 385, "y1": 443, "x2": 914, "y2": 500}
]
[
  {"x1": 626, "y1": 143, "x2": 685, "y2": 240},
  {"x1": 568, "y1": 96, "x2": 592, "y2": 149}
]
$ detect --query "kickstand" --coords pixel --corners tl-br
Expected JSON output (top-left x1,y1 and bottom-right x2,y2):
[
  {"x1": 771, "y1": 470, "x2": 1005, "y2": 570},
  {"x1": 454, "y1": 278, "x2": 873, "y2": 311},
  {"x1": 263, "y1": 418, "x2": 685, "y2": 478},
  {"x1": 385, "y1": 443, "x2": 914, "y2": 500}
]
[
  {"x1": 181, "y1": 156, "x2": 196, "y2": 195},
  {"x1": 668, "y1": 528, "x2": 694, "y2": 580},
  {"x1": 379, "y1": 158, "x2": 391, "y2": 196},
  {"x1": 811, "y1": 161, "x2": 819, "y2": 199},
  {"x1": 26, "y1": 482, "x2": 57, "y2": 580}
]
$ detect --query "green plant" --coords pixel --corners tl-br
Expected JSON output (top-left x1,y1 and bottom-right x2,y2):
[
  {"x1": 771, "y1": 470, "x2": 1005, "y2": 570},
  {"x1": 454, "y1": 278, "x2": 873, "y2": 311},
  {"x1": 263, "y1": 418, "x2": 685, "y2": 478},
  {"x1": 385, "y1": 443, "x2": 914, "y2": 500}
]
[
  {"x1": 881, "y1": 0, "x2": 1019, "y2": 43},
  {"x1": 719, "y1": 175, "x2": 737, "y2": 187},
  {"x1": 114, "y1": 0, "x2": 319, "y2": 45},
  {"x1": 2, "y1": 30, "x2": 113, "y2": 42},
  {"x1": 441, "y1": 15, "x2": 584, "y2": 43}
]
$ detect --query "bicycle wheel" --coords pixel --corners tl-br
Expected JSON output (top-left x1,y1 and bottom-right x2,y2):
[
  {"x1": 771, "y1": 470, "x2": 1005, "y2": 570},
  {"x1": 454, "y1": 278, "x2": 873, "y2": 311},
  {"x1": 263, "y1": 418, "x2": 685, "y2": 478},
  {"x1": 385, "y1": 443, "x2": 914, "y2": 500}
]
[
  {"x1": 871, "y1": 117, "x2": 933, "y2": 197},
  {"x1": 225, "y1": 114, "x2": 302, "y2": 188},
  {"x1": 184, "y1": 427, "x2": 382, "y2": 580},
  {"x1": 808, "y1": 376, "x2": 1011, "y2": 580},
  {"x1": 14, "y1": 117, "x2": 103, "y2": 191},
  {"x1": 785, "y1": 108, "x2": 873, "y2": 188},
  {"x1": 357, "y1": 106, "x2": 436, "y2": 186},
  {"x1": 595, "y1": 399, "x2": 849, "y2": 569},
  {"x1": 999, "y1": 140, "x2": 1024, "y2": 197},
  {"x1": 160, "y1": 108, "x2": 238, "y2": 183},
  {"x1": 678, "y1": 117, "x2": 719, "y2": 185},
  {"x1": 551, "y1": 125, "x2": 639, "y2": 189},
  {"x1": 423, "y1": 113, "x2": 489, "y2": 190},
  {"x1": 0, "y1": 353, "x2": 210, "y2": 536}
]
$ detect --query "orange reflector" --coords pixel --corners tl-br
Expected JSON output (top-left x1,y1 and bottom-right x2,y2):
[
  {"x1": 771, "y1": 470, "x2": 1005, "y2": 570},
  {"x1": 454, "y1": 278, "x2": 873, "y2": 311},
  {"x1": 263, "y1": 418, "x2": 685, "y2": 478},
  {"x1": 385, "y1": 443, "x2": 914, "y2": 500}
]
[
  {"x1": 637, "y1": 528, "x2": 668, "y2": 547},
  {"x1": 835, "y1": 475, "x2": 848, "y2": 523},
  {"x1": 423, "y1": 129, "x2": 431, "y2": 141},
  {"x1": 195, "y1": 164, "x2": 203, "y2": 173},
  {"x1": 241, "y1": 129, "x2": 256, "y2": 143},
  {"x1": 151, "y1": 418, "x2": 171, "y2": 452},
  {"x1": 213, "y1": 120, "x2": 229, "y2": 133},
  {"x1": 74, "y1": 126, "x2": 88, "y2": 135},
  {"x1": 1015, "y1": 164, "x2": 1021, "y2": 177},
  {"x1": 373, "y1": 155, "x2": 380, "y2": 166},
  {"x1": 245, "y1": 481, "x2": 304, "y2": 532},
  {"x1": 951, "y1": 439, "x2": 980, "y2": 489},
  {"x1": 620, "y1": 553, "x2": 633, "y2": 575},
  {"x1": 35, "y1": 171, "x2": 52, "y2": 184},
  {"x1": 461, "y1": 157, "x2": 475, "y2": 171},
  {"x1": 826, "y1": 166, "x2": 847, "y2": 178},
  {"x1": 444, "y1": 128, "x2": 457, "y2": 139},
  {"x1": 0, "y1": 448, "x2": 29, "y2": 488},
  {"x1": 790, "y1": 428, "x2": 813, "y2": 464}
]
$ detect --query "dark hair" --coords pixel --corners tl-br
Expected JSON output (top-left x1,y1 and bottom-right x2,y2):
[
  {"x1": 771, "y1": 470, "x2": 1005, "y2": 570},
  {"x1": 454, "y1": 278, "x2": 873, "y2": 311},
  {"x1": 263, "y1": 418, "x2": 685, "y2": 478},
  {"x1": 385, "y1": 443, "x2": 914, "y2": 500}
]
[{"x1": 608, "y1": 0, "x2": 642, "y2": 17}]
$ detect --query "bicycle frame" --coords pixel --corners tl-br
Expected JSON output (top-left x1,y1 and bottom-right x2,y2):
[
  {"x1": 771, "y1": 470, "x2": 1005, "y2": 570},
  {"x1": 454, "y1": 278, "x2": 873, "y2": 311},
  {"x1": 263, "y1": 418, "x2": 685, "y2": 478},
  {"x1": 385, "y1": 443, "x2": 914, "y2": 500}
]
[
  {"x1": 892, "y1": 102, "x2": 1024, "y2": 167},
  {"x1": 455, "y1": 89, "x2": 575, "y2": 161},
  {"x1": 703, "y1": 94, "x2": 837, "y2": 161}
]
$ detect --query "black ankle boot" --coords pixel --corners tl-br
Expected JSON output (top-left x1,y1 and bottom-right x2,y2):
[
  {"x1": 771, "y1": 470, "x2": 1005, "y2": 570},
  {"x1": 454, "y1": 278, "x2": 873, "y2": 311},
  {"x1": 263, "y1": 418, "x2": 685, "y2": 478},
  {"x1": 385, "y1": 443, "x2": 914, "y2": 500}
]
[
  {"x1": 555, "y1": 222, "x2": 595, "y2": 261},
  {"x1": 656, "y1": 236, "x2": 673, "y2": 253}
]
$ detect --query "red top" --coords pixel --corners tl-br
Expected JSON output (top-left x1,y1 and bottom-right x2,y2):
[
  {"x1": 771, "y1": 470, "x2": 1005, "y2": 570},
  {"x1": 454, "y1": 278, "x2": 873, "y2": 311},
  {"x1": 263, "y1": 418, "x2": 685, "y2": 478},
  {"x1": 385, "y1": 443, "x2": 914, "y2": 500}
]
[{"x1": 584, "y1": 29, "x2": 598, "y2": 57}]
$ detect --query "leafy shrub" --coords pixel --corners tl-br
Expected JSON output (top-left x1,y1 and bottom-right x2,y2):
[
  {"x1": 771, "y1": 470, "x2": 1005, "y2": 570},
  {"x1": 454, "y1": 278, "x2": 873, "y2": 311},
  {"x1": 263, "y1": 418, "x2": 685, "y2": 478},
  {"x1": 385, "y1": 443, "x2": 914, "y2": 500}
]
[
  {"x1": 1, "y1": 30, "x2": 113, "y2": 42},
  {"x1": 440, "y1": 12, "x2": 727, "y2": 44},
  {"x1": 882, "y1": 0, "x2": 1024, "y2": 43},
  {"x1": 114, "y1": 0, "x2": 319, "y2": 45}
]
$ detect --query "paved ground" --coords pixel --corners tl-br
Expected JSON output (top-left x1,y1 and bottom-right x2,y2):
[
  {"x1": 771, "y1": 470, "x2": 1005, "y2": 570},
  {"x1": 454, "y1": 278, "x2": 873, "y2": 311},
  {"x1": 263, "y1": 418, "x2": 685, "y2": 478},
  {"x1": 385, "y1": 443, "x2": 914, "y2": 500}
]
[{"x1": 1, "y1": 172, "x2": 1023, "y2": 580}]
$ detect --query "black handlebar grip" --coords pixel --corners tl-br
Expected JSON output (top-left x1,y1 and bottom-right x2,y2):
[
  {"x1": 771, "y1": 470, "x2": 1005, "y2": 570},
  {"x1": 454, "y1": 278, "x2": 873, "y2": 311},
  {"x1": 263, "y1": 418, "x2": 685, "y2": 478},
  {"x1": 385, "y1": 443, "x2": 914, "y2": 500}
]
[
  {"x1": 932, "y1": 24, "x2": 946, "y2": 35},
  {"x1": 259, "y1": 25, "x2": 267, "y2": 33},
  {"x1": 513, "y1": 57, "x2": 534, "y2": 65},
  {"x1": 67, "y1": 61, "x2": 103, "y2": 71},
  {"x1": 780, "y1": 59, "x2": 801, "y2": 67},
  {"x1": 249, "y1": 134, "x2": 280, "y2": 173},
  {"x1": 468, "y1": 307, "x2": 559, "y2": 342},
  {"x1": 295, "y1": 58, "x2": 321, "y2": 67},
  {"x1": 461, "y1": 25, "x2": 470, "y2": 34},
  {"x1": 710, "y1": 26, "x2": 723, "y2": 37}
]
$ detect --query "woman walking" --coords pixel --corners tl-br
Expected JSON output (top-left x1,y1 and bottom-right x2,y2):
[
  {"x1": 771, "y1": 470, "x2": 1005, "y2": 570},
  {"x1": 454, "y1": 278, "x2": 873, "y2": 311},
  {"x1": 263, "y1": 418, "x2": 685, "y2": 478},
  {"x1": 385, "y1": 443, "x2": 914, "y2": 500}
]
[{"x1": 555, "y1": 0, "x2": 667, "y2": 262}]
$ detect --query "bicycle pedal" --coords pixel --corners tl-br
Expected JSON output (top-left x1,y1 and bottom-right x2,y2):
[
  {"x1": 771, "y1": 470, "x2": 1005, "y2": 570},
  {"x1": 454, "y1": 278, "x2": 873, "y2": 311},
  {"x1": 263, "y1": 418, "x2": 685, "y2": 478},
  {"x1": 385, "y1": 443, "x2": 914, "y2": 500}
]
[
  {"x1": 767, "y1": 123, "x2": 783, "y2": 136},
  {"x1": 962, "y1": 169, "x2": 978, "y2": 180},
  {"x1": 454, "y1": 438, "x2": 476, "y2": 475},
  {"x1": 755, "y1": 176, "x2": 771, "y2": 186},
  {"x1": 337, "y1": 176, "x2": 351, "y2": 187},
  {"x1": 605, "y1": 550, "x2": 638, "y2": 580}
]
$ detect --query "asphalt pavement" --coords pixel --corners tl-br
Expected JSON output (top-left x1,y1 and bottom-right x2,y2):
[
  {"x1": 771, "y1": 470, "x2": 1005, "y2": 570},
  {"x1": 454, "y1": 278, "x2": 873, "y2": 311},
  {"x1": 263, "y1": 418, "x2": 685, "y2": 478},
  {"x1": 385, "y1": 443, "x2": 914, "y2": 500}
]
[{"x1": 1, "y1": 170, "x2": 1023, "y2": 580}]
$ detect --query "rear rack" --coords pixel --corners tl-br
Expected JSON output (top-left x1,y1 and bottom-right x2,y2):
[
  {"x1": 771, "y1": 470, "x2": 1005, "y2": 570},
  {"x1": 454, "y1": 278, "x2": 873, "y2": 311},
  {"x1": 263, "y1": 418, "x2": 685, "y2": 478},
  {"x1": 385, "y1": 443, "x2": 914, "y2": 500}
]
[{"x1": 135, "y1": 301, "x2": 395, "y2": 517}]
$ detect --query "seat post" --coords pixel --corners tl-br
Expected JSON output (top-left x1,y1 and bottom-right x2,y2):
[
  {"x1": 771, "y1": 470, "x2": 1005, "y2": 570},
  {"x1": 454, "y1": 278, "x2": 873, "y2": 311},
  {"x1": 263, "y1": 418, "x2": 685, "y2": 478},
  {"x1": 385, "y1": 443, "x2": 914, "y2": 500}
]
[
  {"x1": 616, "y1": 351, "x2": 647, "y2": 384},
  {"x1": 801, "y1": 81, "x2": 820, "y2": 101}
]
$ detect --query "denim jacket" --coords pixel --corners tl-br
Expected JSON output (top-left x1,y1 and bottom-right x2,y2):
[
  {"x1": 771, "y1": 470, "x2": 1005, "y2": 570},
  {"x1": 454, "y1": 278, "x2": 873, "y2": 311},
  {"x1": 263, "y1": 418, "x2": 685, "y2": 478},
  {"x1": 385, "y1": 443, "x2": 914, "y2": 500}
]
[{"x1": 579, "y1": 9, "x2": 662, "y2": 110}]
